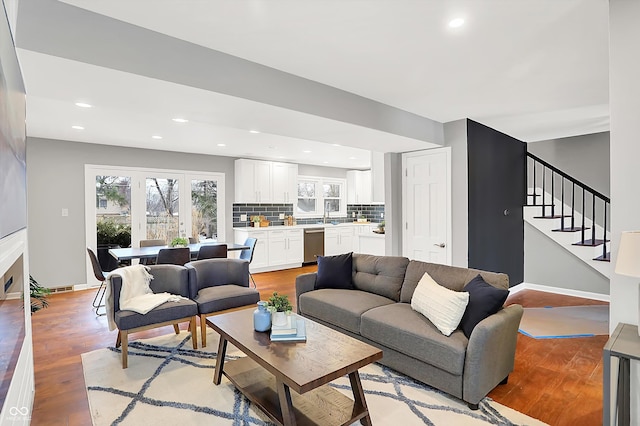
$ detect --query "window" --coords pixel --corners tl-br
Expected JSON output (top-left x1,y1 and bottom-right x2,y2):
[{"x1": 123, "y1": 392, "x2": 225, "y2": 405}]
[{"x1": 296, "y1": 176, "x2": 346, "y2": 218}]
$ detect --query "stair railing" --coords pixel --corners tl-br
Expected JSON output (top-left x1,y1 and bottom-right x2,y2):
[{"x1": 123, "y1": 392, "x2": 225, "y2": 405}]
[{"x1": 527, "y1": 152, "x2": 610, "y2": 261}]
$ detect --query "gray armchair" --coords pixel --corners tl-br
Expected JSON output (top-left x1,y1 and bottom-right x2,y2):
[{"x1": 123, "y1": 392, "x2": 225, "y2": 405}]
[
  {"x1": 111, "y1": 264, "x2": 198, "y2": 368},
  {"x1": 186, "y1": 258, "x2": 260, "y2": 347}
]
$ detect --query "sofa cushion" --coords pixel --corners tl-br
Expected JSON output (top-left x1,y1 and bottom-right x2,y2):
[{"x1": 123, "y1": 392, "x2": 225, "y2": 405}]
[
  {"x1": 115, "y1": 298, "x2": 197, "y2": 331},
  {"x1": 459, "y1": 274, "x2": 509, "y2": 338},
  {"x1": 400, "y1": 260, "x2": 509, "y2": 303},
  {"x1": 195, "y1": 285, "x2": 260, "y2": 314},
  {"x1": 299, "y1": 289, "x2": 394, "y2": 334},
  {"x1": 315, "y1": 252, "x2": 354, "y2": 290},
  {"x1": 352, "y1": 254, "x2": 410, "y2": 302},
  {"x1": 361, "y1": 303, "x2": 468, "y2": 375},
  {"x1": 411, "y1": 272, "x2": 469, "y2": 336}
]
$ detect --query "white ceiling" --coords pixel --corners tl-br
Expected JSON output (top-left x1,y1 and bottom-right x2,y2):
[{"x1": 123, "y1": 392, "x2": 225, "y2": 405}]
[{"x1": 16, "y1": 0, "x2": 610, "y2": 169}]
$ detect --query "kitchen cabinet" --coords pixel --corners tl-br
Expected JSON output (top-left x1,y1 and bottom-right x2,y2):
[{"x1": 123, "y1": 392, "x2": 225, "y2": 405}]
[
  {"x1": 352, "y1": 224, "x2": 375, "y2": 252},
  {"x1": 268, "y1": 229, "x2": 303, "y2": 266},
  {"x1": 359, "y1": 234, "x2": 386, "y2": 256},
  {"x1": 234, "y1": 227, "x2": 303, "y2": 272},
  {"x1": 347, "y1": 170, "x2": 372, "y2": 204},
  {"x1": 325, "y1": 227, "x2": 354, "y2": 256},
  {"x1": 271, "y1": 162, "x2": 298, "y2": 203},
  {"x1": 234, "y1": 229, "x2": 269, "y2": 271},
  {"x1": 371, "y1": 151, "x2": 385, "y2": 204},
  {"x1": 235, "y1": 159, "x2": 272, "y2": 203},
  {"x1": 235, "y1": 159, "x2": 298, "y2": 204}
]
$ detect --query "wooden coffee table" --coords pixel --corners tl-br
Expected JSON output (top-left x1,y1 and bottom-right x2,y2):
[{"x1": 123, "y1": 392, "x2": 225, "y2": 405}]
[{"x1": 209, "y1": 308, "x2": 383, "y2": 426}]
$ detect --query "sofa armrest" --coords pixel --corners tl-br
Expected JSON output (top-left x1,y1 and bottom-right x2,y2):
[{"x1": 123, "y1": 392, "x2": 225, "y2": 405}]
[
  {"x1": 295, "y1": 272, "x2": 317, "y2": 313},
  {"x1": 463, "y1": 304, "x2": 524, "y2": 405}
]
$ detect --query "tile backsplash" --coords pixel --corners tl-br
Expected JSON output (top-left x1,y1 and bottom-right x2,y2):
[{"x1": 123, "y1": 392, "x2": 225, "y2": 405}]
[{"x1": 232, "y1": 203, "x2": 385, "y2": 227}]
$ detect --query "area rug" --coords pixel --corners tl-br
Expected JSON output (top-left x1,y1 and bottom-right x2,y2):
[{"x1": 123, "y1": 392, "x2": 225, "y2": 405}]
[
  {"x1": 518, "y1": 305, "x2": 609, "y2": 339},
  {"x1": 82, "y1": 329, "x2": 546, "y2": 425}
]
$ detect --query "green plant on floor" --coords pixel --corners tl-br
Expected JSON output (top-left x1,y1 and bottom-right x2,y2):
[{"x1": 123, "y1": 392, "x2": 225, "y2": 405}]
[
  {"x1": 29, "y1": 275, "x2": 51, "y2": 314},
  {"x1": 267, "y1": 292, "x2": 293, "y2": 313},
  {"x1": 170, "y1": 237, "x2": 189, "y2": 247}
]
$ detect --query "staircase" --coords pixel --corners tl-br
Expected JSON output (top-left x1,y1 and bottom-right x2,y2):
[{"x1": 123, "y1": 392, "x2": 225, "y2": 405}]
[{"x1": 525, "y1": 153, "x2": 610, "y2": 278}]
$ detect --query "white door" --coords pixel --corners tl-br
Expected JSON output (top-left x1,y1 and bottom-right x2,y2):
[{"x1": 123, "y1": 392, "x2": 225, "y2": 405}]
[{"x1": 402, "y1": 148, "x2": 451, "y2": 264}]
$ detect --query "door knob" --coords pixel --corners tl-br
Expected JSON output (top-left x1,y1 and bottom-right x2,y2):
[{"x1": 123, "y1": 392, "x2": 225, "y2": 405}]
[{"x1": 434, "y1": 243, "x2": 445, "y2": 248}]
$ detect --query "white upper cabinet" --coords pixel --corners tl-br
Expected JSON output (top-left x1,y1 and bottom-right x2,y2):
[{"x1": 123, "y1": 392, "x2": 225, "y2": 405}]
[
  {"x1": 346, "y1": 170, "x2": 372, "y2": 204},
  {"x1": 235, "y1": 159, "x2": 297, "y2": 203},
  {"x1": 371, "y1": 151, "x2": 385, "y2": 204},
  {"x1": 271, "y1": 162, "x2": 298, "y2": 204}
]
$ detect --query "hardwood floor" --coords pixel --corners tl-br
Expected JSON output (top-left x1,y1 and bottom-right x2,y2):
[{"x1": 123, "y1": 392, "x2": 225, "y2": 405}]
[{"x1": 30, "y1": 266, "x2": 606, "y2": 425}]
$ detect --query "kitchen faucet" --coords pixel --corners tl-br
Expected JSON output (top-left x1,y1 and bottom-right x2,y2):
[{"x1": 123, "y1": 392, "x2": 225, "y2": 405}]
[{"x1": 323, "y1": 201, "x2": 329, "y2": 224}]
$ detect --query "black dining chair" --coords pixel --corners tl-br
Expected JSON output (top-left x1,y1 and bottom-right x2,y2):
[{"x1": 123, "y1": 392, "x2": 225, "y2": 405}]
[
  {"x1": 196, "y1": 244, "x2": 227, "y2": 260},
  {"x1": 239, "y1": 237, "x2": 257, "y2": 288},
  {"x1": 156, "y1": 247, "x2": 191, "y2": 266},
  {"x1": 87, "y1": 248, "x2": 109, "y2": 316},
  {"x1": 139, "y1": 239, "x2": 166, "y2": 265}
]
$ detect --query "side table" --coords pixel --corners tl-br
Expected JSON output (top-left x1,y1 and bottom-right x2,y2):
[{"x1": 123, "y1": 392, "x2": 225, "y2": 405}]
[{"x1": 603, "y1": 322, "x2": 640, "y2": 426}]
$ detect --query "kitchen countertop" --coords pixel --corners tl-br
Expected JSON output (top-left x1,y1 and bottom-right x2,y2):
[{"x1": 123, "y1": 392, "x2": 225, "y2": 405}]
[{"x1": 234, "y1": 222, "x2": 381, "y2": 231}]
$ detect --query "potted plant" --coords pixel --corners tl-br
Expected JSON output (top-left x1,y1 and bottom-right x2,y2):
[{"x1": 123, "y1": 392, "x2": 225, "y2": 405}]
[
  {"x1": 267, "y1": 292, "x2": 293, "y2": 326},
  {"x1": 96, "y1": 219, "x2": 131, "y2": 271},
  {"x1": 28, "y1": 275, "x2": 51, "y2": 314},
  {"x1": 170, "y1": 237, "x2": 189, "y2": 247}
]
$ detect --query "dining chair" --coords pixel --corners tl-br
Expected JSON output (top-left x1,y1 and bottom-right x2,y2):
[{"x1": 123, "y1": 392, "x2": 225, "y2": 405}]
[
  {"x1": 196, "y1": 244, "x2": 227, "y2": 260},
  {"x1": 188, "y1": 237, "x2": 197, "y2": 244},
  {"x1": 156, "y1": 247, "x2": 191, "y2": 266},
  {"x1": 139, "y1": 239, "x2": 166, "y2": 265},
  {"x1": 239, "y1": 237, "x2": 258, "y2": 288},
  {"x1": 87, "y1": 248, "x2": 110, "y2": 316}
]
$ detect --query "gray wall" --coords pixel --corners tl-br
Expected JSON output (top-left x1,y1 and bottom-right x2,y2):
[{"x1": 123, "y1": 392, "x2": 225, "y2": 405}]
[
  {"x1": 27, "y1": 138, "x2": 236, "y2": 287},
  {"x1": 298, "y1": 164, "x2": 347, "y2": 179},
  {"x1": 384, "y1": 152, "x2": 403, "y2": 256},
  {"x1": 528, "y1": 131, "x2": 610, "y2": 197},
  {"x1": 524, "y1": 223, "x2": 609, "y2": 294},
  {"x1": 444, "y1": 119, "x2": 469, "y2": 268}
]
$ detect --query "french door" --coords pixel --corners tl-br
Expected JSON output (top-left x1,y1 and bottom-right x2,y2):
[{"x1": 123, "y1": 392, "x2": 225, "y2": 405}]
[{"x1": 85, "y1": 165, "x2": 225, "y2": 285}]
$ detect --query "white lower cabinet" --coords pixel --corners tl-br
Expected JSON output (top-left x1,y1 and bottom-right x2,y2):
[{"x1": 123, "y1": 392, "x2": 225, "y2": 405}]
[
  {"x1": 234, "y1": 228, "x2": 303, "y2": 272},
  {"x1": 268, "y1": 229, "x2": 303, "y2": 266},
  {"x1": 324, "y1": 227, "x2": 354, "y2": 256}
]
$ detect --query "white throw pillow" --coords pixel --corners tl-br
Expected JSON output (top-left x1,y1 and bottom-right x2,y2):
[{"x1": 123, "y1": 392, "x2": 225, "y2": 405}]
[{"x1": 411, "y1": 272, "x2": 469, "y2": 336}]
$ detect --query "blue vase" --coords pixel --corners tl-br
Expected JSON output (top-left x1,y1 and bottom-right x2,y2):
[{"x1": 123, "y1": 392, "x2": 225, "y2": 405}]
[{"x1": 253, "y1": 301, "x2": 271, "y2": 332}]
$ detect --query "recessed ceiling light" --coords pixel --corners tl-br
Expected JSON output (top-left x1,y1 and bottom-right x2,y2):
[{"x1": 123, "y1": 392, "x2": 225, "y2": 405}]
[
  {"x1": 348, "y1": 157, "x2": 357, "y2": 160},
  {"x1": 303, "y1": 150, "x2": 312, "y2": 154},
  {"x1": 71, "y1": 125, "x2": 84, "y2": 130},
  {"x1": 217, "y1": 143, "x2": 226, "y2": 147},
  {"x1": 75, "y1": 102, "x2": 92, "y2": 108},
  {"x1": 172, "y1": 118, "x2": 188, "y2": 123},
  {"x1": 249, "y1": 130, "x2": 260, "y2": 134},
  {"x1": 323, "y1": 161, "x2": 329, "y2": 164},
  {"x1": 448, "y1": 18, "x2": 465, "y2": 28},
  {"x1": 331, "y1": 143, "x2": 341, "y2": 147},
  {"x1": 152, "y1": 135, "x2": 163, "y2": 140}
]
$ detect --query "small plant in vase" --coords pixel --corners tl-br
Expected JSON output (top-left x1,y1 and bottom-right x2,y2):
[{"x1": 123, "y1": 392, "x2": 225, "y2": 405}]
[
  {"x1": 170, "y1": 237, "x2": 189, "y2": 247},
  {"x1": 267, "y1": 292, "x2": 293, "y2": 326}
]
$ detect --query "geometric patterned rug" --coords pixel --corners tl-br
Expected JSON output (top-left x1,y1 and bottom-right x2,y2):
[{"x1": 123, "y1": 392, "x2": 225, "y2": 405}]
[{"x1": 81, "y1": 329, "x2": 547, "y2": 425}]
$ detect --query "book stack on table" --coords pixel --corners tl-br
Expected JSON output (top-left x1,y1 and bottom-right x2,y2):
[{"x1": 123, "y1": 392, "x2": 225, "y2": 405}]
[{"x1": 270, "y1": 314, "x2": 307, "y2": 342}]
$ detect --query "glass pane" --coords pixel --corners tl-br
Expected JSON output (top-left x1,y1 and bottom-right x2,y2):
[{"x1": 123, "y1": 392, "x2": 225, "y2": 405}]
[
  {"x1": 297, "y1": 198, "x2": 316, "y2": 213},
  {"x1": 323, "y1": 183, "x2": 341, "y2": 198},
  {"x1": 95, "y1": 175, "x2": 131, "y2": 270},
  {"x1": 325, "y1": 199, "x2": 340, "y2": 213},
  {"x1": 146, "y1": 177, "x2": 179, "y2": 242},
  {"x1": 298, "y1": 182, "x2": 316, "y2": 198},
  {"x1": 191, "y1": 179, "x2": 218, "y2": 239}
]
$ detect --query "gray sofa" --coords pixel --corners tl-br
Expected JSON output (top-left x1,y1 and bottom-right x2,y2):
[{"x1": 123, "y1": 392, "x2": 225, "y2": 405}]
[{"x1": 295, "y1": 253, "x2": 523, "y2": 409}]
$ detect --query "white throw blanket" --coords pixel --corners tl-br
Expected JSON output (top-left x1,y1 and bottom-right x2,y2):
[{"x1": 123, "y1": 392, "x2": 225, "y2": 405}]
[{"x1": 105, "y1": 265, "x2": 186, "y2": 331}]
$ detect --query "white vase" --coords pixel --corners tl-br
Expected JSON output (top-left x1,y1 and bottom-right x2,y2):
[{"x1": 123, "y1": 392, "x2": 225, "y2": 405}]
[{"x1": 272, "y1": 311, "x2": 287, "y2": 327}]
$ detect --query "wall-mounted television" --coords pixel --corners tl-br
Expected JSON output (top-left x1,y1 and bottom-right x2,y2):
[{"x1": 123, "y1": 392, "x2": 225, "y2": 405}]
[{"x1": 0, "y1": 0, "x2": 27, "y2": 240}]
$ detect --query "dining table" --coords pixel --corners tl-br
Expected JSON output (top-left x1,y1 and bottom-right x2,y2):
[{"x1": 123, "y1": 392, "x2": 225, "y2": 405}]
[{"x1": 108, "y1": 242, "x2": 249, "y2": 262}]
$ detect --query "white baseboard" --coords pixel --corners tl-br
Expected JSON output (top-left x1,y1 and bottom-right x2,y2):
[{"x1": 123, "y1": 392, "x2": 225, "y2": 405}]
[
  {"x1": 510, "y1": 282, "x2": 610, "y2": 302},
  {"x1": 73, "y1": 283, "x2": 99, "y2": 291}
]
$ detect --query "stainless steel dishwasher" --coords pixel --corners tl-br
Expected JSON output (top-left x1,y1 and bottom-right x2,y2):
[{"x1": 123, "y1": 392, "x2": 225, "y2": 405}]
[{"x1": 303, "y1": 228, "x2": 325, "y2": 263}]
